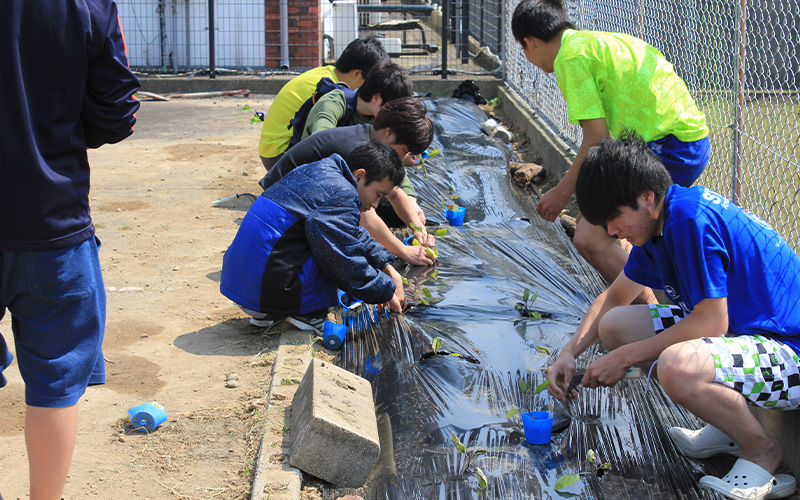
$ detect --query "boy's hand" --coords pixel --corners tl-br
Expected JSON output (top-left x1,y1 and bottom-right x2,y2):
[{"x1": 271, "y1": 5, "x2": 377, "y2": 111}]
[
  {"x1": 412, "y1": 230, "x2": 435, "y2": 248},
  {"x1": 545, "y1": 352, "x2": 577, "y2": 403},
  {"x1": 403, "y1": 153, "x2": 419, "y2": 167},
  {"x1": 399, "y1": 245, "x2": 434, "y2": 266},
  {"x1": 388, "y1": 288, "x2": 406, "y2": 312},
  {"x1": 536, "y1": 184, "x2": 571, "y2": 222}
]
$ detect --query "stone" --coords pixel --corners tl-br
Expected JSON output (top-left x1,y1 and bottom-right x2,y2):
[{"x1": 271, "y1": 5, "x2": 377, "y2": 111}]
[{"x1": 289, "y1": 359, "x2": 379, "y2": 488}]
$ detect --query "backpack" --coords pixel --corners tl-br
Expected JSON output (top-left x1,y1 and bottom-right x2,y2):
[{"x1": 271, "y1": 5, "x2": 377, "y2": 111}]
[{"x1": 286, "y1": 77, "x2": 358, "y2": 150}]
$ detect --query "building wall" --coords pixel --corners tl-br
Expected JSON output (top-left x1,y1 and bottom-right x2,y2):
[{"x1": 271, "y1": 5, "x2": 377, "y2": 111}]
[{"x1": 265, "y1": 0, "x2": 321, "y2": 69}]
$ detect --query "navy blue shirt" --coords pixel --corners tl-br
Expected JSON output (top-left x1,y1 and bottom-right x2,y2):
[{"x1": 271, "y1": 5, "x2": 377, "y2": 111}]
[{"x1": 1, "y1": 0, "x2": 140, "y2": 251}]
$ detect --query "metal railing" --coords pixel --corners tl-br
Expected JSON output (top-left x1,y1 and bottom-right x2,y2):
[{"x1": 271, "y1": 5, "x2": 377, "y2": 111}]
[
  {"x1": 503, "y1": 0, "x2": 800, "y2": 251},
  {"x1": 116, "y1": 0, "x2": 504, "y2": 77}
]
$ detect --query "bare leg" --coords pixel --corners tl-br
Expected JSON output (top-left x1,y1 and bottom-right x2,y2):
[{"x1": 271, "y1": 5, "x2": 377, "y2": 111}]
[
  {"x1": 573, "y1": 215, "x2": 657, "y2": 304},
  {"x1": 658, "y1": 340, "x2": 782, "y2": 473},
  {"x1": 27, "y1": 404, "x2": 78, "y2": 500}
]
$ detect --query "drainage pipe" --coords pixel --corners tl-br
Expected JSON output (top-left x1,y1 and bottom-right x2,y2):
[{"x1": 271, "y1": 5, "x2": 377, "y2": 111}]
[{"x1": 279, "y1": 0, "x2": 290, "y2": 69}]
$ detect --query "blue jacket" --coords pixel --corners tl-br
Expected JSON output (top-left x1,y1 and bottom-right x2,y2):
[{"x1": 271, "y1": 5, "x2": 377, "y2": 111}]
[
  {"x1": 220, "y1": 155, "x2": 396, "y2": 316},
  {"x1": 0, "y1": 0, "x2": 140, "y2": 251}
]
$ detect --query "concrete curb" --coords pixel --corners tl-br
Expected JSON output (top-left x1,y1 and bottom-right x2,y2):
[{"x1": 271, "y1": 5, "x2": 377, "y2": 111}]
[{"x1": 250, "y1": 327, "x2": 314, "y2": 500}]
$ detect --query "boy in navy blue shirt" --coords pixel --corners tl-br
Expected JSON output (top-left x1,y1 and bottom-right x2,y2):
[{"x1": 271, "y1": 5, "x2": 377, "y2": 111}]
[{"x1": 546, "y1": 134, "x2": 799, "y2": 500}]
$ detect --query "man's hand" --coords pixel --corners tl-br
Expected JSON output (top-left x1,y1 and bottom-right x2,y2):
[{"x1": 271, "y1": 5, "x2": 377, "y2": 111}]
[
  {"x1": 387, "y1": 283, "x2": 407, "y2": 312},
  {"x1": 398, "y1": 245, "x2": 434, "y2": 266},
  {"x1": 545, "y1": 353, "x2": 577, "y2": 403},
  {"x1": 536, "y1": 184, "x2": 571, "y2": 222},
  {"x1": 411, "y1": 230, "x2": 435, "y2": 248},
  {"x1": 582, "y1": 348, "x2": 631, "y2": 389}
]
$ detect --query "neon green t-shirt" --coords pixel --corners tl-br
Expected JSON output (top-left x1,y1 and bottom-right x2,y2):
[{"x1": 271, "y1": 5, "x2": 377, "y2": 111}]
[
  {"x1": 554, "y1": 29, "x2": 708, "y2": 142},
  {"x1": 257, "y1": 65, "x2": 338, "y2": 159}
]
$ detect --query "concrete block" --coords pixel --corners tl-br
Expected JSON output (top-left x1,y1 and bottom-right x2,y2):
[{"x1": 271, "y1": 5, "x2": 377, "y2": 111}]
[{"x1": 289, "y1": 358, "x2": 380, "y2": 488}]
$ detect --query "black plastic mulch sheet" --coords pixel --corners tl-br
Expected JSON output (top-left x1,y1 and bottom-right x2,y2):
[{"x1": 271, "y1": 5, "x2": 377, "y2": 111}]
[{"x1": 325, "y1": 98, "x2": 731, "y2": 500}]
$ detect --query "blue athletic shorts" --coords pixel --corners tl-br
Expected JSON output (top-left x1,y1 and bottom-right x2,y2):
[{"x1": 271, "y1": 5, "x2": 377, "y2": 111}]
[
  {"x1": 648, "y1": 134, "x2": 711, "y2": 187},
  {"x1": 1, "y1": 236, "x2": 106, "y2": 408}
]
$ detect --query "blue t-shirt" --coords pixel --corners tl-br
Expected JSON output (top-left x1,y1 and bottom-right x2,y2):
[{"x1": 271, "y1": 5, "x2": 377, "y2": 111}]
[{"x1": 625, "y1": 185, "x2": 800, "y2": 355}]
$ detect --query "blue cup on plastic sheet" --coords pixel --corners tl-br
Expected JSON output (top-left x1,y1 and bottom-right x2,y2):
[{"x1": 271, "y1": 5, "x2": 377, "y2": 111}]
[
  {"x1": 128, "y1": 402, "x2": 168, "y2": 433},
  {"x1": 444, "y1": 206, "x2": 466, "y2": 226},
  {"x1": 338, "y1": 290, "x2": 363, "y2": 310},
  {"x1": 322, "y1": 320, "x2": 347, "y2": 350},
  {"x1": 522, "y1": 411, "x2": 553, "y2": 445}
]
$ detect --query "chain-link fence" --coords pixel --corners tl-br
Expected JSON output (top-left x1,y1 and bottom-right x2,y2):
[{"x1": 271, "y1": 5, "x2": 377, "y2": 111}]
[
  {"x1": 504, "y1": 0, "x2": 800, "y2": 251},
  {"x1": 117, "y1": 0, "x2": 504, "y2": 77}
]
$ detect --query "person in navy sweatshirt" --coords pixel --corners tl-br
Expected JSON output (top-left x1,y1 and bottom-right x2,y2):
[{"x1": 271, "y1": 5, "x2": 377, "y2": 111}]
[{"x1": 0, "y1": 1, "x2": 139, "y2": 498}]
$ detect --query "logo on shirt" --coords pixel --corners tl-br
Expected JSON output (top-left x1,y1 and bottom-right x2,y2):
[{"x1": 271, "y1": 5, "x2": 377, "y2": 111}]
[
  {"x1": 663, "y1": 285, "x2": 691, "y2": 314},
  {"x1": 701, "y1": 187, "x2": 730, "y2": 210}
]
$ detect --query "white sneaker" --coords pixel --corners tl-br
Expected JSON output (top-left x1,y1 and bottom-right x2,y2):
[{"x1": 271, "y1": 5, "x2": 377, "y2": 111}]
[{"x1": 249, "y1": 317, "x2": 275, "y2": 328}]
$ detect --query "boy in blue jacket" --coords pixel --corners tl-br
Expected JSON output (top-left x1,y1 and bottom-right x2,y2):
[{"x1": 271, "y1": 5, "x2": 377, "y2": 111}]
[{"x1": 221, "y1": 140, "x2": 407, "y2": 326}]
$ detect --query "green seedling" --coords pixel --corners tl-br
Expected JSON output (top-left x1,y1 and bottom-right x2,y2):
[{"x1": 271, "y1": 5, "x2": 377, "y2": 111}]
[
  {"x1": 515, "y1": 288, "x2": 542, "y2": 319},
  {"x1": 486, "y1": 97, "x2": 500, "y2": 107},
  {"x1": 432, "y1": 337, "x2": 443, "y2": 350},
  {"x1": 451, "y1": 432, "x2": 488, "y2": 483},
  {"x1": 440, "y1": 185, "x2": 461, "y2": 211},
  {"x1": 242, "y1": 104, "x2": 265, "y2": 124},
  {"x1": 554, "y1": 449, "x2": 611, "y2": 491},
  {"x1": 507, "y1": 379, "x2": 552, "y2": 427},
  {"x1": 536, "y1": 345, "x2": 551, "y2": 355}
]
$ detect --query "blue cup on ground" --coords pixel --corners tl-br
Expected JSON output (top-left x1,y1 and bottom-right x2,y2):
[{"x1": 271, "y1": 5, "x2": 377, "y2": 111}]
[
  {"x1": 444, "y1": 206, "x2": 466, "y2": 226},
  {"x1": 323, "y1": 320, "x2": 347, "y2": 350},
  {"x1": 522, "y1": 411, "x2": 553, "y2": 445},
  {"x1": 128, "y1": 402, "x2": 168, "y2": 433},
  {"x1": 404, "y1": 235, "x2": 415, "y2": 246}
]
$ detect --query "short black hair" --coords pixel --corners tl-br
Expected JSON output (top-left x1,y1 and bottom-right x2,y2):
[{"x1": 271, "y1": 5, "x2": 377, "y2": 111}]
[
  {"x1": 576, "y1": 131, "x2": 673, "y2": 226},
  {"x1": 346, "y1": 139, "x2": 405, "y2": 187},
  {"x1": 357, "y1": 62, "x2": 413, "y2": 105},
  {"x1": 511, "y1": 0, "x2": 576, "y2": 45},
  {"x1": 372, "y1": 97, "x2": 434, "y2": 155},
  {"x1": 335, "y1": 36, "x2": 390, "y2": 75}
]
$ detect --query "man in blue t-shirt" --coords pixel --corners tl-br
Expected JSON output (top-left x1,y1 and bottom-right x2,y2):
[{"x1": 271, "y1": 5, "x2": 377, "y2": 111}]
[{"x1": 545, "y1": 134, "x2": 799, "y2": 500}]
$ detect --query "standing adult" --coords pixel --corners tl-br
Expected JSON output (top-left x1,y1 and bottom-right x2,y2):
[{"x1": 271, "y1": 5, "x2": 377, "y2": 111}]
[{"x1": 0, "y1": 0, "x2": 140, "y2": 498}]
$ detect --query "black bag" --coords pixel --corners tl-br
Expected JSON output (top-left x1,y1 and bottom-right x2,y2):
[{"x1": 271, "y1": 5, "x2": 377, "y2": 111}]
[{"x1": 286, "y1": 77, "x2": 358, "y2": 150}]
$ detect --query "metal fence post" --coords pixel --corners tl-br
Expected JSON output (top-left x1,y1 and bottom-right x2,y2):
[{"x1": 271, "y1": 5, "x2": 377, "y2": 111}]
[
  {"x1": 208, "y1": 0, "x2": 216, "y2": 79},
  {"x1": 731, "y1": 0, "x2": 747, "y2": 204},
  {"x1": 442, "y1": 0, "x2": 449, "y2": 79}
]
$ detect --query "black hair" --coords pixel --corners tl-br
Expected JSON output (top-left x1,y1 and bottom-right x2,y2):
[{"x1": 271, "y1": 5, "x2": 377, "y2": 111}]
[
  {"x1": 346, "y1": 139, "x2": 405, "y2": 187},
  {"x1": 335, "y1": 36, "x2": 390, "y2": 75},
  {"x1": 357, "y1": 61, "x2": 413, "y2": 105},
  {"x1": 576, "y1": 131, "x2": 673, "y2": 226},
  {"x1": 511, "y1": 0, "x2": 576, "y2": 45},
  {"x1": 372, "y1": 97, "x2": 434, "y2": 155}
]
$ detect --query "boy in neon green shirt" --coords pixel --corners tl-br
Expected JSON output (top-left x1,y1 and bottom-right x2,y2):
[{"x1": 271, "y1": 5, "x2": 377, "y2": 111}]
[
  {"x1": 512, "y1": 0, "x2": 710, "y2": 298},
  {"x1": 257, "y1": 37, "x2": 389, "y2": 170}
]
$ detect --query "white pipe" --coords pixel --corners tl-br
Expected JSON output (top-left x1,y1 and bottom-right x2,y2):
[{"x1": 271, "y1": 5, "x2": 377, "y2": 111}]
[{"x1": 279, "y1": 0, "x2": 290, "y2": 69}]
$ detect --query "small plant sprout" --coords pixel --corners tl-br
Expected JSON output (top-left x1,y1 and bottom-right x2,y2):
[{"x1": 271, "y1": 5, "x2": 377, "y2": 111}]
[
  {"x1": 440, "y1": 186, "x2": 460, "y2": 211},
  {"x1": 242, "y1": 103, "x2": 265, "y2": 124},
  {"x1": 515, "y1": 288, "x2": 542, "y2": 319},
  {"x1": 535, "y1": 345, "x2": 551, "y2": 355},
  {"x1": 554, "y1": 449, "x2": 611, "y2": 491},
  {"x1": 432, "y1": 337, "x2": 443, "y2": 350},
  {"x1": 451, "y1": 432, "x2": 488, "y2": 480}
]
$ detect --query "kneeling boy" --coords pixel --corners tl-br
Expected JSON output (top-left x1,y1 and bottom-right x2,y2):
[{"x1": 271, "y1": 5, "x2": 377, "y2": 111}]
[
  {"x1": 221, "y1": 140, "x2": 407, "y2": 325},
  {"x1": 546, "y1": 134, "x2": 799, "y2": 500}
]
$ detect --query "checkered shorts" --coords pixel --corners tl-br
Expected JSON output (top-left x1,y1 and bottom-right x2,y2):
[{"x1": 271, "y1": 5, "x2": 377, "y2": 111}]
[{"x1": 648, "y1": 304, "x2": 800, "y2": 410}]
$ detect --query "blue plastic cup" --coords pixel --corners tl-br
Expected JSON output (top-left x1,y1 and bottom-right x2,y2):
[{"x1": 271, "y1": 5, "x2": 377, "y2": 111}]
[
  {"x1": 337, "y1": 290, "x2": 363, "y2": 309},
  {"x1": 403, "y1": 235, "x2": 415, "y2": 246},
  {"x1": 444, "y1": 206, "x2": 466, "y2": 226},
  {"x1": 323, "y1": 320, "x2": 347, "y2": 350},
  {"x1": 128, "y1": 402, "x2": 168, "y2": 433},
  {"x1": 522, "y1": 411, "x2": 553, "y2": 445}
]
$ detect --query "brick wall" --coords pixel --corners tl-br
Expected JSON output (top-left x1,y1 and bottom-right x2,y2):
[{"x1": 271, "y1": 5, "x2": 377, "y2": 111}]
[{"x1": 265, "y1": 0, "x2": 322, "y2": 69}]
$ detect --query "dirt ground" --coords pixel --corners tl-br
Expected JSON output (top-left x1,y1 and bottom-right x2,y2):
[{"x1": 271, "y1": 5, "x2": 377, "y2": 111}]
[
  {"x1": 0, "y1": 93, "x2": 550, "y2": 500},
  {"x1": 0, "y1": 94, "x2": 292, "y2": 500}
]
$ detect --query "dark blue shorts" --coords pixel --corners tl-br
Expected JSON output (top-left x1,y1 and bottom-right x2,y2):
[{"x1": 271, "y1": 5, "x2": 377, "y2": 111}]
[
  {"x1": 1, "y1": 237, "x2": 106, "y2": 407},
  {"x1": 648, "y1": 134, "x2": 711, "y2": 187}
]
